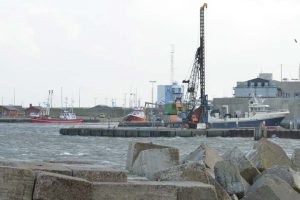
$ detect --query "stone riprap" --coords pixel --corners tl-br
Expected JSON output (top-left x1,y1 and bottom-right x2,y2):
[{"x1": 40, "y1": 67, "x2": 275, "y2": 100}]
[
  {"x1": 255, "y1": 165, "x2": 300, "y2": 192},
  {"x1": 153, "y1": 161, "x2": 231, "y2": 200},
  {"x1": 92, "y1": 181, "x2": 218, "y2": 200},
  {"x1": 214, "y1": 160, "x2": 248, "y2": 198},
  {"x1": 182, "y1": 143, "x2": 223, "y2": 173},
  {"x1": 247, "y1": 138, "x2": 292, "y2": 171},
  {"x1": 222, "y1": 146, "x2": 260, "y2": 184},
  {"x1": 242, "y1": 174, "x2": 300, "y2": 200},
  {"x1": 132, "y1": 148, "x2": 179, "y2": 180}
]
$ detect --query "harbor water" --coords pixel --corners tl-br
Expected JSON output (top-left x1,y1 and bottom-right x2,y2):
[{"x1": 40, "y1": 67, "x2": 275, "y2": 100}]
[{"x1": 0, "y1": 123, "x2": 299, "y2": 169}]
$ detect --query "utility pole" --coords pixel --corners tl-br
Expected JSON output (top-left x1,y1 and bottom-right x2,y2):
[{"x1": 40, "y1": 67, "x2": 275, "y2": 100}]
[
  {"x1": 124, "y1": 93, "x2": 127, "y2": 108},
  {"x1": 281, "y1": 64, "x2": 283, "y2": 82},
  {"x1": 61, "y1": 87, "x2": 63, "y2": 109},
  {"x1": 149, "y1": 81, "x2": 156, "y2": 107},
  {"x1": 13, "y1": 88, "x2": 15, "y2": 106},
  {"x1": 79, "y1": 89, "x2": 81, "y2": 108}
]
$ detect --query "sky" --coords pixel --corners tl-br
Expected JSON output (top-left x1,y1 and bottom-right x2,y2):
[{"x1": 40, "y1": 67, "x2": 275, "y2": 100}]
[{"x1": 0, "y1": 0, "x2": 300, "y2": 107}]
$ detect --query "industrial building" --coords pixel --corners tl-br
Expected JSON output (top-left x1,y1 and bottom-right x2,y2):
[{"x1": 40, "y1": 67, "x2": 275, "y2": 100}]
[
  {"x1": 214, "y1": 73, "x2": 300, "y2": 125},
  {"x1": 157, "y1": 83, "x2": 183, "y2": 104},
  {"x1": 234, "y1": 73, "x2": 300, "y2": 98}
]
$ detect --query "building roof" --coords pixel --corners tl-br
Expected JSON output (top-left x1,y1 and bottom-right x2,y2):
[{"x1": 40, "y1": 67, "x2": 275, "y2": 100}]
[
  {"x1": 25, "y1": 106, "x2": 43, "y2": 111},
  {"x1": 0, "y1": 105, "x2": 19, "y2": 111}
]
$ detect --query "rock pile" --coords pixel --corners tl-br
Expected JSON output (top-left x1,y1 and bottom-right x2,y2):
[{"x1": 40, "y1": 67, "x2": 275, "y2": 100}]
[{"x1": 126, "y1": 139, "x2": 300, "y2": 200}]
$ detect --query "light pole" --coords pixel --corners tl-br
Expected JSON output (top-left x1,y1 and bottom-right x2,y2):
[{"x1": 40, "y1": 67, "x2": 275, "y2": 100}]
[
  {"x1": 149, "y1": 81, "x2": 156, "y2": 107},
  {"x1": 149, "y1": 81, "x2": 156, "y2": 126}
]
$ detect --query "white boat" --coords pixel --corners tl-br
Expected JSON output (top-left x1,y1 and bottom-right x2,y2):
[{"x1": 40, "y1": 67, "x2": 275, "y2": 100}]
[
  {"x1": 199, "y1": 96, "x2": 289, "y2": 129},
  {"x1": 124, "y1": 108, "x2": 146, "y2": 122}
]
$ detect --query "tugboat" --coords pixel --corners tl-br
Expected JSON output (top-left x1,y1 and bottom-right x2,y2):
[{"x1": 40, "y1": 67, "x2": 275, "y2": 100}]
[{"x1": 203, "y1": 96, "x2": 289, "y2": 128}]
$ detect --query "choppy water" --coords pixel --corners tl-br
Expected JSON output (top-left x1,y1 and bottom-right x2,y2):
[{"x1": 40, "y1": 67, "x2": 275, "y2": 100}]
[{"x1": 0, "y1": 123, "x2": 299, "y2": 169}]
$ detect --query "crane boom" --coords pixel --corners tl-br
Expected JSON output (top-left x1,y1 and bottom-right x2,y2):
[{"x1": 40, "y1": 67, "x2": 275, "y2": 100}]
[{"x1": 183, "y1": 3, "x2": 208, "y2": 128}]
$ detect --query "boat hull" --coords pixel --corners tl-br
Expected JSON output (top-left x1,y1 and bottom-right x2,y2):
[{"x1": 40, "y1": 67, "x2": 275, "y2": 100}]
[
  {"x1": 208, "y1": 116, "x2": 285, "y2": 129},
  {"x1": 31, "y1": 118, "x2": 83, "y2": 123},
  {"x1": 125, "y1": 115, "x2": 145, "y2": 122}
]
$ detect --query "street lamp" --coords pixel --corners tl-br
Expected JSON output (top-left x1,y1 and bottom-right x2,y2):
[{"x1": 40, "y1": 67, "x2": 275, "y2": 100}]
[{"x1": 149, "y1": 81, "x2": 156, "y2": 107}]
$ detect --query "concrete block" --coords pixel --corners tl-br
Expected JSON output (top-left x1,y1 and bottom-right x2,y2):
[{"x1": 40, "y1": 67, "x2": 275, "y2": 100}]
[
  {"x1": 33, "y1": 172, "x2": 93, "y2": 200},
  {"x1": 0, "y1": 166, "x2": 35, "y2": 200},
  {"x1": 222, "y1": 146, "x2": 260, "y2": 184},
  {"x1": 153, "y1": 162, "x2": 231, "y2": 200},
  {"x1": 214, "y1": 160, "x2": 247, "y2": 198},
  {"x1": 242, "y1": 174, "x2": 300, "y2": 200},
  {"x1": 132, "y1": 148, "x2": 179, "y2": 180},
  {"x1": 291, "y1": 148, "x2": 300, "y2": 171},
  {"x1": 92, "y1": 181, "x2": 218, "y2": 200},
  {"x1": 248, "y1": 138, "x2": 291, "y2": 171},
  {"x1": 255, "y1": 165, "x2": 300, "y2": 193},
  {"x1": 67, "y1": 165, "x2": 127, "y2": 182},
  {"x1": 126, "y1": 142, "x2": 174, "y2": 171},
  {"x1": 0, "y1": 160, "x2": 72, "y2": 176},
  {"x1": 182, "y1": 143, "x2": 223, "y2": 171}
]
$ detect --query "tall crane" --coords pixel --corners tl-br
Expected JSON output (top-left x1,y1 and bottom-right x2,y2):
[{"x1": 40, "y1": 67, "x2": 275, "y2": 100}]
[{"x1": 182, "y1": 3, "x2": 208, "y2": 128}]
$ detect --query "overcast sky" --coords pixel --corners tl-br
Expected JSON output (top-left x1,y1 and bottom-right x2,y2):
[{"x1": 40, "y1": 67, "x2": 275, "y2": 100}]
[{"x1": 0, "y1": 0, "x2": 299, "y2": 107}]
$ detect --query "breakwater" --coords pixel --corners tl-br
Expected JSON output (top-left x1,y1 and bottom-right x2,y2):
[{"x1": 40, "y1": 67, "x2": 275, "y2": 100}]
[
  {"x1": 59, "y1": 127, "x2": 255, "y2": 137},
  {"x1": 59, "y1": 127, "x2": 300, "y2": 139}
]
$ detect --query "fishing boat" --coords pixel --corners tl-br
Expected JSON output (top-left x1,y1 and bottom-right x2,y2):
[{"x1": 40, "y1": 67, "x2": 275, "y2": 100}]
[
  {"x1": 200, "y1": 96, "x2": 289, "y2": 129},
  {"x1": 31, "y1": 91, "x2": 83, "y2": 123},
  {"x1": 31, "y1": 111, "x2": 83, "y2": 123},
  {"x1": 124, "y1": 108, "x2": 145, "y2": 122}
]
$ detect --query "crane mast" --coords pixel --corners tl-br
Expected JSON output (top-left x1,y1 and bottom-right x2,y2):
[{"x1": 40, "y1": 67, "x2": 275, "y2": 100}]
[{"x1": 183, "y1": 3, "x2": 208, "y2": 128}]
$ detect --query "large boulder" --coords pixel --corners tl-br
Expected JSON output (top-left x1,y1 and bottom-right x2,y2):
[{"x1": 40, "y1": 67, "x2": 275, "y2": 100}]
[
  {"x1": 93, "y1": 180, "x2": 218, "y2": 200},
  {"x1": 214, "y1": 160, "x2": 248, "y2": 198},
  {"x1": 126, "y1": 142, "x2": 174, "y2": 172},
  {"x1": 242, "y1": 174, "x2": 300, "y2": 200},
  {"x1": 132, "y1": 148, "x2": 179, "y2": 180},
  {"x1": 0, "y1": 166, "x2": 35, "y2": 200},
  {"x1": 182, "y1": 143, "x2": 223, "y2": 173},
  {"x1": 292, "y1": 148, "x2": 300, "y2": 171},
  {"x1": 153, "y1": 162, "x2": 231, "y2": 200},
  {"x1": 247, "y1": 138, "x2": 291, "y2": 171},
  {"x1": 33, "y1": 172, "x2": 93, "y2": 200},
  {"x1": 222, "y1": 146, "x2": 260, "y2": 184},
  {"x1": 255, "y1": 165, "x2": 300, "y2": 193}
]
